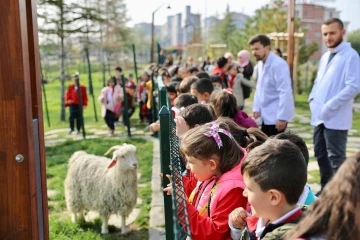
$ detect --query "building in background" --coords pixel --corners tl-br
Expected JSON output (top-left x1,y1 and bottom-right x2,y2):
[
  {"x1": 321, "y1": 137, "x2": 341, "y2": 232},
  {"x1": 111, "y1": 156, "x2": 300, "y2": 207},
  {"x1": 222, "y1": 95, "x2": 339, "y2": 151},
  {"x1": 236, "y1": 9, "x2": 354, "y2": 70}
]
[
  {"x1": 230, "y1": 12, "x2": 249, "y2": 30},
  {"x1": 203, "y1": 16, "x2": 220, "y2": 41},
  {"x1": 183, "y1": 6, "x2": 201, "y2": 45},
  {"x1": 133, "y1": 22, "x2": 161, "y2": 41},
  {"x1": 168, "y1": 13, "x2": 183, "y2": 47},
  {"x1": 295, "y1": 3, "x2": 349, "y2": 60}
]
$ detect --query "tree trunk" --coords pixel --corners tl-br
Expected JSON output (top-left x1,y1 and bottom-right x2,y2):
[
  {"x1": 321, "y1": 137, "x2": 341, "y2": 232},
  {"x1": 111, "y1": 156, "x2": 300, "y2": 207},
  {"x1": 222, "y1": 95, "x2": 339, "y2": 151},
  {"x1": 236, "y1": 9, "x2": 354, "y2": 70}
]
[
  {"x1": 100, "y1": 24, "x2": 106, "y2": 87},
  {"x1": 60, "y1": 2, "x2": 66, "y2": 121}
]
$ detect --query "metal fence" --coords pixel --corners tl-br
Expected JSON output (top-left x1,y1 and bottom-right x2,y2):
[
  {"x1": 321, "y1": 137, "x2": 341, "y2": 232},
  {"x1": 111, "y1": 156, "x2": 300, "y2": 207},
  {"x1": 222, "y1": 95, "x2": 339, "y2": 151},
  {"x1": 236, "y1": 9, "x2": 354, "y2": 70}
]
[
  {"x1": 157, "y1": 76, "x2": 192, "y2": 240},
  {"x1": 40, "y1": 44, "x2": 144, "y2": 136}
]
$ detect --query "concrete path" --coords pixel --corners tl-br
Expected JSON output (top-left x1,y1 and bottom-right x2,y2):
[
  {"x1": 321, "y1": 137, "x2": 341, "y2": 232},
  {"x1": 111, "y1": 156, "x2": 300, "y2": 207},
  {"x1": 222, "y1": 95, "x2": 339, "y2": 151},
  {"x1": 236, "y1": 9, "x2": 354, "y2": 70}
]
[{"x1": 149, "y1": 138, "x2": 166, "y2": 240}]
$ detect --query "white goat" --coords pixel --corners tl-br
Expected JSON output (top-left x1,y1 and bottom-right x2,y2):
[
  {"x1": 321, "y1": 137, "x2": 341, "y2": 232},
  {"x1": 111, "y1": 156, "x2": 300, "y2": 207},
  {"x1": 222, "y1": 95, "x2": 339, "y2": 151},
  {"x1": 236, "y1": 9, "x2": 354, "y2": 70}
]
[{"x1": 64, "y1": 144, "x2": 138, "y2": 234}]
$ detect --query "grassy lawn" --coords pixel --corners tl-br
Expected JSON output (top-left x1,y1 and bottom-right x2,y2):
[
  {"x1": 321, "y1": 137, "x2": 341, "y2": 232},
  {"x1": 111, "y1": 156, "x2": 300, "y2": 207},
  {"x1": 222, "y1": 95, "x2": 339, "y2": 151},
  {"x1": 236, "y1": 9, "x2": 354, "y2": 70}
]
[{"x1": 46, "y1": 138, "x2": 153, "y2": 239}]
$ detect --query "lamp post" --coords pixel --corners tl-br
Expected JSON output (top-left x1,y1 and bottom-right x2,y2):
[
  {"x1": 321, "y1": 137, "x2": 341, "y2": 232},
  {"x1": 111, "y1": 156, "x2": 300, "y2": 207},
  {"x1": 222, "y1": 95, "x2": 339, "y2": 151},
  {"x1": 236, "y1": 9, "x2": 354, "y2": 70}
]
[{"x1": 151, "y1": 3, "x2": 171, "y2": 63}]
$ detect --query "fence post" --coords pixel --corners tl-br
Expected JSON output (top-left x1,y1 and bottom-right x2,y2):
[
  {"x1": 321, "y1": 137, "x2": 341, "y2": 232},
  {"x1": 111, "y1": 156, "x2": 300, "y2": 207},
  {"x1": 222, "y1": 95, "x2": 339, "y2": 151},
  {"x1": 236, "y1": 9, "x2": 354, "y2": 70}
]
[
  {"x1": 75, "y1": 74, "x2": 86, "y2": 139},
  {"x1": 157, "y1": 76, "x2": 167, "y2": 110},
  {"x1": 121, "y1": 75, "x2": 131, "y2": 137},
  {"x1": 40, "y1": 58, "x2": 50, "y2": 128},
  {"x1": 159, "y1": 105, "x2": 175, "y2": 240},
  {"x1": 85, "y1": 48, "x2": 98, "y2": 122},
  {"x1": 132, "y1": 44, "x2": 139, "y2": 84},
  {"x1": 157, "y1": 43, "x2": 161, "y2": 65}
]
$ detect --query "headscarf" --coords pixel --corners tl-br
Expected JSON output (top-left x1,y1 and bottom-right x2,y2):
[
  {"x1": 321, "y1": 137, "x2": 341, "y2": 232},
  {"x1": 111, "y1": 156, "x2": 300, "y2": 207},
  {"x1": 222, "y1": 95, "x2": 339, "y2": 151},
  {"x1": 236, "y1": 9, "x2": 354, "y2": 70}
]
[{"x1": 237, "y1": 50, "x2": 250, "y2": 67}]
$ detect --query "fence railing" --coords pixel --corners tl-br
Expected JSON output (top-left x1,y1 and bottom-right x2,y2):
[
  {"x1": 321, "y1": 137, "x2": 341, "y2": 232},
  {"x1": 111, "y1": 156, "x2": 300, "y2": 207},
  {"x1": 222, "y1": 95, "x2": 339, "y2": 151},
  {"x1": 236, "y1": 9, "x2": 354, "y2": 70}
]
[
  {"x1": 157, "y1": 76, "x2": 192, "y2": 240},
  {"x1": 40, "y1": 44, "x2": 143, "y2": 135}
]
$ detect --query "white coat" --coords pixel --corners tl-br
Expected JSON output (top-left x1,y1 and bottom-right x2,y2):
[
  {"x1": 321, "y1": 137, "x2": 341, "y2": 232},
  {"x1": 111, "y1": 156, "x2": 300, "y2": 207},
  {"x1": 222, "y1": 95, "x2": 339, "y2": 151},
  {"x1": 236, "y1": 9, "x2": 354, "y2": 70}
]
[
  {"x1": 253, "y1": 52, "x2": 295, "y2": 125},
  {"x1": 309, "y1": 41, "x2": 360, "y2": 130}
]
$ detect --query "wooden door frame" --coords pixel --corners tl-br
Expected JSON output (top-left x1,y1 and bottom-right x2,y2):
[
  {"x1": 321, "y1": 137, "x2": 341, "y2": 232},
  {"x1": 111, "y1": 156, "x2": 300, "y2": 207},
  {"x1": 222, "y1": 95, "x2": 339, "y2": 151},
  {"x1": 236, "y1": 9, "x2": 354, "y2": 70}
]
[
  {"x1": 24, "y1": 0, "x2": 50, "y2": 238},
  {"x1": 1, "y1": 0, "x2": 49, "y2": 239}
]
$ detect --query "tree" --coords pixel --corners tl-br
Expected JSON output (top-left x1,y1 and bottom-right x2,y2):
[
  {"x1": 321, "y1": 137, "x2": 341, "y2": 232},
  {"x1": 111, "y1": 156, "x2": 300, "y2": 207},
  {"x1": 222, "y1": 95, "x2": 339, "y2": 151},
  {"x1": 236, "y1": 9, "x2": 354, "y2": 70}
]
[
  {"x1": 38, "y1": 0, "x2": 82, "y2": 121},
  {"x1": 348, "y1": 29, "x2": 360, "y2": 55},
  {"x1": 239, "y1": 0, "x2": 318, "y2": 64},
  {"x1": 101, "y1": 0, "x2": 130, "y2": 55},
  {"x1": 209, "y1": 5, "x2": 242, "y2": 55},
  {"x1": 217, "y1": 5, "x2": 237, "y2": 46}
]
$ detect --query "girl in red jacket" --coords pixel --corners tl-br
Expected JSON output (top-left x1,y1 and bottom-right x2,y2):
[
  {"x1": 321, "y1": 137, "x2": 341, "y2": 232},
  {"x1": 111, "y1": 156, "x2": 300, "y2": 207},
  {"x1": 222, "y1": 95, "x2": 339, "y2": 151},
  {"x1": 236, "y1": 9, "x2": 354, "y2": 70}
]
[{"x1": 180, "y1": 122, "x2": 248, "y2": 239}]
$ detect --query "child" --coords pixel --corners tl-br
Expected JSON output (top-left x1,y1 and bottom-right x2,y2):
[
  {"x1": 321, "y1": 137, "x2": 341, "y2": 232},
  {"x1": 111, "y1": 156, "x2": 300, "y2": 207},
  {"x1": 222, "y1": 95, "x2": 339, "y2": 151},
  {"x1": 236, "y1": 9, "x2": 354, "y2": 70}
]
[
  {"x1": 196, "y1": 71, "x2": 210, "y2": 80},
  {"x1": 175, "y1": 103, "x2": 215, "y2": 140},
  {"x1": 149, "y1": 93, "x2": 198, "y2": 133},
  {"x1": 210, "y1": 89, "x2": 257, "y2": 128},
  {"x1": 173, "y1": 93, "x2": 198, "y2": 110},
  {"x1": 180, "y1": 122, "x2": 248, "y2": 239},
  {"x1": 229, "y1": 132, "x2": 317, "y2": 239},
  {"x1": 210, "y1": 74, "x2": 223, "y2": 91},
  {"x1": 285, "y1": 152, "x2": 360, "y2": 240},
  {"x1": 137, "y1": 76, "x2": 147, "y2": 123},
  {"x1": 272, "y1": 132, "x2": 316, "y2": 206},
  {"x1": 188, "y1": 66, "x2": 199, "y2": 76},
  {"x1": 161, "y1": 70, "x2": 172, "y2": 86},
  {"x1": 178, "y1": 76, "x2": 199, "y2": 94},
  {"x1": 230, "y1": 139, "x2": 307, "y2": 240},
  {"x1": 98, "y1": 76, "x2": 123, "y2": 136},
  {"x1": 123, "y1": 74, "x2": 137, "y2": 127},
  {"x1": 227, "y1": 63, "x2": 256, "y2": 110},
  {"x1": 166, "y1": 83, "x2": 178, "y2": 107},
  {"x1": 190, "y1": 78, "x2": 214, "y2": 103},
  {"x1": 143, "y1": 72, "x2": 153, "y2": 125},
  {"x1": 211, "y1": 56, "x2": 229, "y2": 88},
  {"x1": 161, "y1": 103, "x2": 215, "y2": 198}
]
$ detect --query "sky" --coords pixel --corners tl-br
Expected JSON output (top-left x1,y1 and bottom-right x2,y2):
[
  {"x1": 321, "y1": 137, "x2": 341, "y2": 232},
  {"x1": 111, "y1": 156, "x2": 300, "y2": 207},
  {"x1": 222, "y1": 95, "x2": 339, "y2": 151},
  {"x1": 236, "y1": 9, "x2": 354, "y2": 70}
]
[{"x1": 126, "y1": 0, "x2": 360, "y2": 32}]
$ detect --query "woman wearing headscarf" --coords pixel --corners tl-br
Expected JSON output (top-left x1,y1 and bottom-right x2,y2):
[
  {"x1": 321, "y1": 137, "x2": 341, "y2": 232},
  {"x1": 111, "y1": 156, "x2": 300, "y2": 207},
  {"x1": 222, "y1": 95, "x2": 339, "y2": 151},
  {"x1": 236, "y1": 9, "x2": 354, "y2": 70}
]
[{"x1": 237, "y1": 50, "x2": 253, "y2": 80}]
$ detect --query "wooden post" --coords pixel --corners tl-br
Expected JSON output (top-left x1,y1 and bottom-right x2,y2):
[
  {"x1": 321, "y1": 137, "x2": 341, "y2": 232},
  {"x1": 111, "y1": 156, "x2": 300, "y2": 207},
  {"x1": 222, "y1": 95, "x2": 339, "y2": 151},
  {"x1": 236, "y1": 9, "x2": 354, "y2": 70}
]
[
  {"x1": 287, "y1": 0, "x2": 296, "y2": 94},
  {"x1": 0, "y1": 0, "x2": 49, "y2": 239}
]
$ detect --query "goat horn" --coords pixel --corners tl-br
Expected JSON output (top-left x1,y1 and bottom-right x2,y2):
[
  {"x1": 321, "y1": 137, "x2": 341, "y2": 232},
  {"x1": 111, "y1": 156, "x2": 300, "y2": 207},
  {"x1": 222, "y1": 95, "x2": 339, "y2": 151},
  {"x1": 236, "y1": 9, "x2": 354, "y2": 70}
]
[{"x1": 103, "y1": 146, "x2": 122, "y2": 156}]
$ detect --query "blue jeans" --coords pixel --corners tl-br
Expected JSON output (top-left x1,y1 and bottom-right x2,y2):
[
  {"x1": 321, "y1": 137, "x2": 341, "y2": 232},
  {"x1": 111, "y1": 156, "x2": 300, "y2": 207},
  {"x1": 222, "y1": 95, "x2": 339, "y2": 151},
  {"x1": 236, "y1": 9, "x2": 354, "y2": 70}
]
[{"x1": 313, "y1": 124, "x2": 348, "y2": 189}]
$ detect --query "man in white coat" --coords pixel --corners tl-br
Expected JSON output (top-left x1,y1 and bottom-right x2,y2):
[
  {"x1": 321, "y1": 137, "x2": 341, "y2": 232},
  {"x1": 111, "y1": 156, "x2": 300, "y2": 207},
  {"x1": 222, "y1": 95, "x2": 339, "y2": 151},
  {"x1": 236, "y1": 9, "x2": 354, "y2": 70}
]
[
  {"x1": 249, "y1": 34, "x2": 295, "y2": 136},
  {"x1": 309, "y1": 18, "x2": 360, "y2": 194}
]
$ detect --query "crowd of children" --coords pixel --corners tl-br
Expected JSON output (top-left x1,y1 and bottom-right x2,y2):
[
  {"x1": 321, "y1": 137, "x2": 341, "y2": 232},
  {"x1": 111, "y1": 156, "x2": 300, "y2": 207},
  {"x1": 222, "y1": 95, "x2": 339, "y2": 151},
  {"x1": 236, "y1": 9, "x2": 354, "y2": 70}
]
[{"x1": 146, "y1": 52, "x2": 360, "y2": 240}]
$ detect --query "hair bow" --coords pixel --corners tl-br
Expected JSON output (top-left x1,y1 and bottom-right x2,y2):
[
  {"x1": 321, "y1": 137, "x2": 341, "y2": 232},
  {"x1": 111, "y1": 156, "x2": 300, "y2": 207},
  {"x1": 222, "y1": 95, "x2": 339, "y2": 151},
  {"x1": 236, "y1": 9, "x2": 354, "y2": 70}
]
[{"x1": 204, "y1": 122, "x2": 233, "y2": 149}]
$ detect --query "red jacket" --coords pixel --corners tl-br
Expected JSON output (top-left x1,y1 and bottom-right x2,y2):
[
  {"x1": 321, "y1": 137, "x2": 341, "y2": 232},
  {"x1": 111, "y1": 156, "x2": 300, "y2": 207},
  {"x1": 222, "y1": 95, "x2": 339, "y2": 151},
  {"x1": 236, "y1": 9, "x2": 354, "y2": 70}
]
[
  {"x1": 65, "y1": 83, "x2": 88, "y2": 107},
  {"x1": 183, "y1": 171, "x2": 197, "y2": 198},
  {"x1": 187, "y1": 160, "x2": 248, "y2": 240},
  {"x1": 211, "y1": 67, "x2": 229, "y2": 88}
]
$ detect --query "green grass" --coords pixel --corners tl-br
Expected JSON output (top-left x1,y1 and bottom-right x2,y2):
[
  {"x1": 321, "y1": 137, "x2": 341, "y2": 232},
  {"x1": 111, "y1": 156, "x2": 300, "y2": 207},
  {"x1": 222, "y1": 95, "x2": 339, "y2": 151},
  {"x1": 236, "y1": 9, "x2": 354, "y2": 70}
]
[
  {"x1": 307, "y1": 170, "x2": 320, "y2": 184},
  {"x1": 352, "y1": 111, "x2": 360, "y2": 136},
  {"x1": 46, "y1": 138, "x2": 153, "y2": 239}
]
